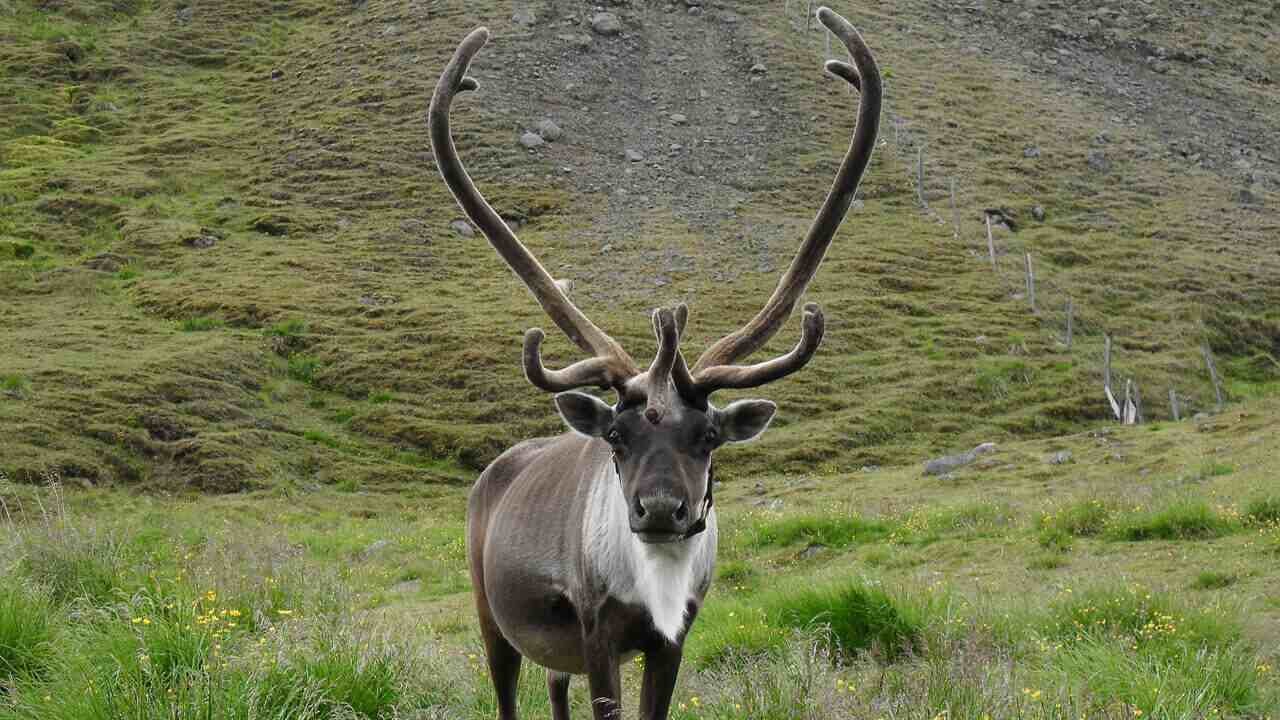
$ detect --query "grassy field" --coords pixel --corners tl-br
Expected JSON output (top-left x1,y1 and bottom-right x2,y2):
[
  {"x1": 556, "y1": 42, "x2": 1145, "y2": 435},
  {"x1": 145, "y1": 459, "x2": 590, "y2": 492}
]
[
  {"x1": 2, "y1": 0, "x2": 1279, "y2": 717},
  {"x1": 2, "y1": 398, "x2": 1279, "y2": 718}
]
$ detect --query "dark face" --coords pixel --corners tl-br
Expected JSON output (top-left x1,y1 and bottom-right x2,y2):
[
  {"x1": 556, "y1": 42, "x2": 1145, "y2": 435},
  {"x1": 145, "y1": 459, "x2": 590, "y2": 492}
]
[{"x1": 555, "y1": 389, "x2": 777, "y2": 544}]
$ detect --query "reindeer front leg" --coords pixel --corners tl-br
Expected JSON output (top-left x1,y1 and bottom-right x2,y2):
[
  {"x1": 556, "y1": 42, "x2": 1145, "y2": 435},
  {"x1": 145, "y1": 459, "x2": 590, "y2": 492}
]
[
  {"x1": 583, "y1": 617, "x2": 623, "y2": 719},
  {"x1": 638, "y1": 642, "x2": 684, "y2": 720}
]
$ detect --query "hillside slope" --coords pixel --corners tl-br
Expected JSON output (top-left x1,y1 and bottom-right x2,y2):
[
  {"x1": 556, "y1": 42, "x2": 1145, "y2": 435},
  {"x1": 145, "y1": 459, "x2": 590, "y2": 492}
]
[{"x1": 1, "y1": 0, "x2": 1277, "y2": 490}]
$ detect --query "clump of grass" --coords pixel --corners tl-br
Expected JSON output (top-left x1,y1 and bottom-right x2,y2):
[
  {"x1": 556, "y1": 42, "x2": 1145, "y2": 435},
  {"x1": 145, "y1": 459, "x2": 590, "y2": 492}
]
[
  {"x1": 1107, "y1": 497, "x2": 1236, "y2": 541},
  {"x1": 368, "y1": 391, "x2": 393, "y2": 404},
  {"x1": 1244, "y1": 495, "x2": 1280, "y2": 525},
  {"x1": 765, "y1": 579, "x2": 933, "y2": 662},
  {"x1": 288, "y1": 354, "x2": 321, "y2": 384},
  {"x1": 177, "y1": 316, "x2": 223, "y2": 332},
  {"x1": 1192, "y1": 571, "x2": 1238, "y2": 590},
  {"x1": 744, "y1": 515, "x2": 892, "y2": 551},
  {"x1": 266, "y1": 318, "x2": 307, "y2": 338},
  {"x1": 2, "y1": 373, "x2": 32, "y2": 399},
  {"x1": 1038, "y1": 498, "x2": 1111, "y2": 538},
  {"x1": 1044, "y1": 636, "x2": 1263, "y2": 719},
  {"x1": 0, "y1": 582, "x2": 55, "y2": 683},
  {"x1": 1042, "y1": 584, "x2": 1239, "y2": 650}
]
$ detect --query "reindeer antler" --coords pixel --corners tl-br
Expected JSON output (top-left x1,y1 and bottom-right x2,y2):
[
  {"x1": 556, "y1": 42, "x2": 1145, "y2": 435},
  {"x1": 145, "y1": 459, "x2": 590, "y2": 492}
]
[
  {"x1": 429, "y1": 28, "x2": 640, "y2": 392},
  {"x1": 682, "y1": 6, "x2": 881, "y2": 399}
]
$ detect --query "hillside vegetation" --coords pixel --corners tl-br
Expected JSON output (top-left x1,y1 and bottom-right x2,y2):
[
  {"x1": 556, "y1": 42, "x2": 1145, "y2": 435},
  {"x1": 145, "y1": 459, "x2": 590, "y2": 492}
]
[
  {"x1": 1, "y1": 1, "x2": 1279, "y2": 718},
  {"x1": 2, "y1": 0, "x2": 1277, "y2": 489}
]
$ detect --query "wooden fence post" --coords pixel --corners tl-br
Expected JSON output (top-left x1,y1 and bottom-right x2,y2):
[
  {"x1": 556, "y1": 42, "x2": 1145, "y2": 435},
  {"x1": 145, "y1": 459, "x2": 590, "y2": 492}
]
[
  {"x1": 1065, "y1": 297, "x2": 1074, "y2": 349},
  {"x1": 950, "y1": 178, "x2": 960, "y2": 243},
  {"x1": 915, "y1": 147, "x2": 928, "y2": 209},
  {"x1": 985, "y1": 214, "x2": 997, "y2": 272},
  {"x1": 1201, "y1": 343, "x2": 1224, "y2": 411},
  {"x1": 1024, "y1": 252, "x2": 1036, "y2": 313},
  {"x1": 1104, "y1": 335, "x2": 1121, "y2": 420}
]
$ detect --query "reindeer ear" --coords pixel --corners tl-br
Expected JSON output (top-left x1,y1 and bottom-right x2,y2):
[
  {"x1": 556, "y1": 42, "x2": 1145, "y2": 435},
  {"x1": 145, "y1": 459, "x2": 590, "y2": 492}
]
[
  {"x1": 554, "y1": 392, "x2": 615, "y2": 437},
  {"x1": 720, "y1": 400, "x2": 777, "y2": 442}
]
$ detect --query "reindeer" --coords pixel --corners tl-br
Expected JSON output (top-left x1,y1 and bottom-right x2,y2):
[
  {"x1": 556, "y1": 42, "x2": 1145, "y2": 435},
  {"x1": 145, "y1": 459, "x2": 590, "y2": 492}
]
[{"x1": 428, "y1": 7, "x2": 881, "y2": 719}]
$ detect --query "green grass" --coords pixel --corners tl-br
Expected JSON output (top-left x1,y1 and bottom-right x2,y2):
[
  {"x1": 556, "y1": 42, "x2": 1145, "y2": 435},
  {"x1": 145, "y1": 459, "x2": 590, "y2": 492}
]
[
  {"x1": 742, "y1": 515, "x2": 893, "y2": 551},
  {"x1": 1192, "y1": 571, "x2": 1238, "y2": 590},
  {"x1": 1107, "y1": 498, "x2": 1237, "y2": 542},
  {"x1": 177, "y1": 316, "x2": 223, "y2": 332},
  {"x1": 0, "y1": 583, "x2": 54, "y2": 683},
  {"x1": 1245, "y1": 495, "x2": 1280, "y2": 525}
]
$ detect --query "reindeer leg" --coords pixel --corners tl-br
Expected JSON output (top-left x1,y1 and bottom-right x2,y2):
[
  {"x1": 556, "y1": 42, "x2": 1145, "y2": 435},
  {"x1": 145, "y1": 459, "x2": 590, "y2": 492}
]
[
  {"x1": 583, "y1": 621, "x2": 622, "y2": 720},
  {"x1": 477, "y1": 605, "x2": 523, "y2": 720},
  {"x1": 548, "y1": 670, "x2": 572, "y2": 720},
  {"x1": 638, "y1": 642, "x2": 684, "y2": 720}
]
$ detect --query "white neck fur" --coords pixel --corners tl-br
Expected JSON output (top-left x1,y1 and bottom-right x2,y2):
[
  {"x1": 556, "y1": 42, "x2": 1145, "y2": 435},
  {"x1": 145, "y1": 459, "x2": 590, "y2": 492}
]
[{"x1": 582, "y1": 464, "x2": 717, "y2": 645}]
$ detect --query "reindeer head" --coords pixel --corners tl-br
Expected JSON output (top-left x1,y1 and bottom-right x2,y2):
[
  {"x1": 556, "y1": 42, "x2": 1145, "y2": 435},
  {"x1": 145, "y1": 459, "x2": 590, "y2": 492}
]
[{"x1": 429, "y1": 7, "x2": 881, "y2": 543}]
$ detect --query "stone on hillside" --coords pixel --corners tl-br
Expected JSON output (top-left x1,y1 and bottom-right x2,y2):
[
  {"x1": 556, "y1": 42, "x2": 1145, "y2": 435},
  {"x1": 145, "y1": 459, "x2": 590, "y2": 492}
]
[
  {"x1": 512, "y1": 7, "x2": 537, "y2": 26},
  {"x1": 450, "y1": 219, "x2": 475, "y2": 237},
  {"x1": 519, "y1": 131, "x2": 545, "y2": 149},
  {"x1": 923, "y1": 442, "x2": 996, "y2": 476},
  {"x1": 1023, "y1": 146, "x2": 1041, "y2": 158},
  {"x1": 1031, "y1": 205, "x2": 1046, "y2": 221},
  {"x1": 536, "y1": 118, "x2": 563, "y2": 142},
  {"x1": 625, "y1": 149, "x2": 644, "y2": 162},
  {"x1": 590, "y1": 12, "x2": 622, "y2": 36},
  {"x1": 669, "y1": 113, "x2": 688, "y2": 125},
  {"x1": 360, "y1": 539, "x2": 391, "y2": 560},
  {"x1": 250, "y1": 214, "x2": 291, "y2": 236},
  {"x1": 1087, "y1": 149, "x2": 1111, "y2": 173},
  {"x1": 558, "y1": 33, "x2": 593, "y2": 50},
  {"x1": 750, "y1": 62, "x2": 767, "y2": 75},
  {"x1": 1047, "y1": 450, "x2": 1073, "y2": 465}
]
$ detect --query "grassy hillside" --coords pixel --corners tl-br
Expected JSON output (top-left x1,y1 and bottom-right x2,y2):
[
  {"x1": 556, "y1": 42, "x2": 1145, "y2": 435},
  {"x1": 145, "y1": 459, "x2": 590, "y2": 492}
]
[
  {"x1": 2, "y1": 0, "x2": 1277, "y2": 490},
  {"x1": 1, "y1": 1, "x2": 1279, "y2": 716}
]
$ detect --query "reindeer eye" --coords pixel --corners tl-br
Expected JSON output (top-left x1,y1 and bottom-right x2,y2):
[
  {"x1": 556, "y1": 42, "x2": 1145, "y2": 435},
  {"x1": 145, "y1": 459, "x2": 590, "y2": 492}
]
[
  {"x1": 606, "y1": 429, "x2": 622, "y2": 445},
  {"x1": 704, "y1": 428, "x2": 719, "y2": 444}
]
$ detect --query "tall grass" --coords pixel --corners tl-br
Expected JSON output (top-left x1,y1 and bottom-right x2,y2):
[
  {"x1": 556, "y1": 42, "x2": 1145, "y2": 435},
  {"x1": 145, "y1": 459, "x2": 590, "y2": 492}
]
[
  {"x1": 0, "y1": 583, "x2": 54, "y2": 684},
  {"x1": 1107, "y1": 498, "x2": 1236, "y2": 541}
]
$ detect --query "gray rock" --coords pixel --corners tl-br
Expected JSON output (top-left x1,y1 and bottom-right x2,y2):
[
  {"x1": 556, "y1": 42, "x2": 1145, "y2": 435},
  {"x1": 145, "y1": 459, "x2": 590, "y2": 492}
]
[
  {"x1": 850, "y1": 199, "x2": 865, "y2": 212},
  {"x1": 360, "y1": 539, "x2": 391, "y2": 559},
  {"x1": 750, "y1": 62, "x2": 767, "y2": 75},
  {"x1": 798, "y1": 543, "x2": 826, "y2": 560},
  {"x1": 923, "y1": 442, "x2": 997, "y2": 476},
  {"x1": 519, "y1": 131, "x2": 545, "y2": 149},
  {"x1": 1087, "y1": 149, "x2": 1110, "y2": 173},
  {"x1": 590, "y1": 12, "x2": 622, "y2": 36},
  {"x1": 726, "y1": 114, "x2": 739, "y2": 125},
  {"x1": 1236, "y1": 187, "x2": 1262, "y2": 205},
  {"x1": 450, "y1": 219, "x2": 475, "y2": 237},
  {"x1": 1047, "y1": 450, "x2": 1073, "y2": 465},
  {"x1": 511, "y1": 7, "x2": 536, "y2": 26},
  {"x1": 1031, "y1": 205, "x2": 1046, "y2": 221},
  {"x1": 669, "y1": 113, "x2": 688, "y2": 125},
  {"x1": 558, "y1": 33, "x2": 592, "y2": 50},
  {"x1": 688, "y1": 6, "x2": 702, "y2": 16},
  {"x1": 536, "y1": 119, "x2": 563, "y2": 142},
  {"x1": 625, "y1": 149, "x2": 644, "y2": 162},
  {"x1": 1023, "y1": 146, "x2": 1041, "y2": 158}
]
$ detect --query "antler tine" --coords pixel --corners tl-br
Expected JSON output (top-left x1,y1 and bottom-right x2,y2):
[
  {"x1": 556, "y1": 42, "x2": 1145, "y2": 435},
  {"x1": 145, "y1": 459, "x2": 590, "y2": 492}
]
[
  {"x1": 639, "y1": 307, "x2": 680, "y2": 424},
  {"x1": 430, "y1": 28, "x2": 639, "y2": 392},
  {"x1": 523, "y1": 329, "x2": 620, "y2": 392},
  {"x1": 692, "y1": 304, "x2": 824, "y2": 393},
  {"x1": 690, "y1": 6, "x2": 880, "y2": 376}
]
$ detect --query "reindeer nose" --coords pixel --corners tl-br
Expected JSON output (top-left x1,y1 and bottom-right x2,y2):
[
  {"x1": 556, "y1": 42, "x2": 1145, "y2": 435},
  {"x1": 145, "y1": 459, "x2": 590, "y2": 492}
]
[{"x1": 632, "y1": 494, "x2": 690, "y2": 539}]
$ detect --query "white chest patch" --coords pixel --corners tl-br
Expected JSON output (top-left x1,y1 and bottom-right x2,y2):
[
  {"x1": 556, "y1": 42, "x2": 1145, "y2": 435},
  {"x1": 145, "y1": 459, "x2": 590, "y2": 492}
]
[{"x1": 583, "y1": 465, "x2": 717, "y2": 644}]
